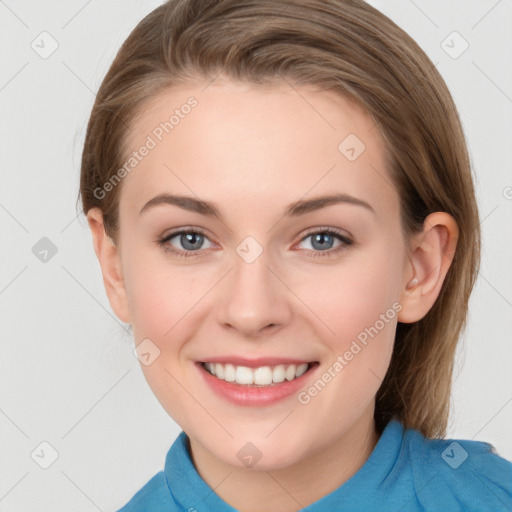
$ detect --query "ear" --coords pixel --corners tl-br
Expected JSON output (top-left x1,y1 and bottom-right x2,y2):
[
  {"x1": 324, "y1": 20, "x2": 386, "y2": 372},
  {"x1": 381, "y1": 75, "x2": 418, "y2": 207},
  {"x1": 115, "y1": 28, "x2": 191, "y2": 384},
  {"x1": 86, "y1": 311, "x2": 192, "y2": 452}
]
[
  {"x1": 398, "y1": 212, "x2": 459, "y2": 323},
  {"x1": 87, "y1": 208, "x2": 131, "y2": 324}
]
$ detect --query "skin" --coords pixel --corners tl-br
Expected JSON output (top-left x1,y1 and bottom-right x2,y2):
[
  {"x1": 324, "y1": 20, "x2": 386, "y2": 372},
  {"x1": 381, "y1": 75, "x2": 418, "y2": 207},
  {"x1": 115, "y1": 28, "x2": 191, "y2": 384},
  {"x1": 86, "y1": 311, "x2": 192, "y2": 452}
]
[{"x1": 87, "y1": 77, "x2": 458, "y2": 512}]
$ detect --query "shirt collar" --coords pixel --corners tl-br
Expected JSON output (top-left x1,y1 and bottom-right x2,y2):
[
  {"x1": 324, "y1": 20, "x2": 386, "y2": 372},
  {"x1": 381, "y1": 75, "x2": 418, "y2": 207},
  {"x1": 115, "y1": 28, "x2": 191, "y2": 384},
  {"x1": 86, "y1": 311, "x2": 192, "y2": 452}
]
[{"x1": 164, "y1": 419, "x2": 405, "y2": 511}]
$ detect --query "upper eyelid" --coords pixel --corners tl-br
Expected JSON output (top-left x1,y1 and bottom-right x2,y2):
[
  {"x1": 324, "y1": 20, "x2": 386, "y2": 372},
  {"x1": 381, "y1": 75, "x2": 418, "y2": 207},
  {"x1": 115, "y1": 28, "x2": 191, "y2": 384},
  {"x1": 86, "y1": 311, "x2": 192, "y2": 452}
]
[
  {"x1": 161, "y1": 227, "x2": 212, "y2": 243},
  {"x1": 300, "y1": 226, "x2": 353, "y2": 240}
]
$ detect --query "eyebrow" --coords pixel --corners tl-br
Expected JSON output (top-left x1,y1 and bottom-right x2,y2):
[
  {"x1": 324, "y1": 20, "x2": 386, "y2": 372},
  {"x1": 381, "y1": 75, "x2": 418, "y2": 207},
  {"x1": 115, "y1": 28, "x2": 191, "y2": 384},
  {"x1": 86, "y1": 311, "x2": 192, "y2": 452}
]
[{"x1": 139, "y1": 192, "x2": 375, "y2": 218}]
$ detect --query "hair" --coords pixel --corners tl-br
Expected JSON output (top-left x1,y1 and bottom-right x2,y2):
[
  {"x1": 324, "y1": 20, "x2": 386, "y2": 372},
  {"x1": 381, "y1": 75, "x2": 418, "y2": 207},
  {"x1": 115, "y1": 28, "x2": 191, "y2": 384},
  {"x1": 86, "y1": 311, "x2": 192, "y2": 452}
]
[{"x1": 79, "y1": 0, "x2": 480, "y2": 439}]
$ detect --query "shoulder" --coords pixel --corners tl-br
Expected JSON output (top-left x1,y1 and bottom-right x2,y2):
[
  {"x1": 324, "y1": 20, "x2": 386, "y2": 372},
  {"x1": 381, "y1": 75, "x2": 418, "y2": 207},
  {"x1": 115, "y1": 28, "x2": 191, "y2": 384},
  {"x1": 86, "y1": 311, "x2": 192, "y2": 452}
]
[
  {"x1": 403, "y1": 426, "x2": 512, "y2": 512},
  {"x1": 115, "y1": 471, "x2": 175, "y2": 512}
]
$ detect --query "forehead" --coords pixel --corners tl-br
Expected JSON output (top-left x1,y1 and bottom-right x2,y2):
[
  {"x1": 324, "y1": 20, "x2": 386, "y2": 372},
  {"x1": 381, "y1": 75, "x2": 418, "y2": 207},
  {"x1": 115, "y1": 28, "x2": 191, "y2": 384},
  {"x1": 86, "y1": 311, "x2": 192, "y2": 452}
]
[{"x1": 119, "y1": 79, "x2": 398, "y2": 222}]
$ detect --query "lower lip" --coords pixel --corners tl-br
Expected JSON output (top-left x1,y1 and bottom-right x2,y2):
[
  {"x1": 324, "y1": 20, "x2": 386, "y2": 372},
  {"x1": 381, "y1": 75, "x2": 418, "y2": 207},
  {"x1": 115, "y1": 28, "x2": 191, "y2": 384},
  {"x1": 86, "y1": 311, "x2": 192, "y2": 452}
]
[{"x1": 196, "y1": 362, "x2": 318, "y2": 406}]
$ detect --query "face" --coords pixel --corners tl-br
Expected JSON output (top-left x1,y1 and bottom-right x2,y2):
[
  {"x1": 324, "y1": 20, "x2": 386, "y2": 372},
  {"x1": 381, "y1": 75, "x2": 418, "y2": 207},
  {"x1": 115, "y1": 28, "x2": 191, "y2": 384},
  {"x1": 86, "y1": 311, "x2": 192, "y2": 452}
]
[{"x1": 109, "y1": 78, "x2": 411, "y2": 469}]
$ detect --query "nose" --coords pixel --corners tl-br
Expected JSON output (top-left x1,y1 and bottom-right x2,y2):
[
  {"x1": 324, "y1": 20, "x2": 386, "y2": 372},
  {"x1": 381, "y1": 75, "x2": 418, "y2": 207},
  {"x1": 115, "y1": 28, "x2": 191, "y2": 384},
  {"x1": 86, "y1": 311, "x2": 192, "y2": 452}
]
[{"x1": 216, "y1": 250, "x2": 293, "y2": 338}]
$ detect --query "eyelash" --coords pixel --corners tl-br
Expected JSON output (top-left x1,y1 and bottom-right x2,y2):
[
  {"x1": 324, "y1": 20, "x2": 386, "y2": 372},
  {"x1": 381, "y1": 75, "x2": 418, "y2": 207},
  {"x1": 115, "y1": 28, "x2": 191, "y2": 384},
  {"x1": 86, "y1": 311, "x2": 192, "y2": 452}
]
[{"x1": 157, "y1": 227, "x2": 353, "y2": 259}]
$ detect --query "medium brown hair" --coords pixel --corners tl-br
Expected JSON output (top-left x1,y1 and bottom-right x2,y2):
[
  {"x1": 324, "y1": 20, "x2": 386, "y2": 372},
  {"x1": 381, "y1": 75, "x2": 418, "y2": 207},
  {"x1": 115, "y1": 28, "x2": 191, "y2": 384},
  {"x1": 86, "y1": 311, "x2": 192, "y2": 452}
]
[{"x1": 79, "y1": 0, "x2": 480, "y2": 439}]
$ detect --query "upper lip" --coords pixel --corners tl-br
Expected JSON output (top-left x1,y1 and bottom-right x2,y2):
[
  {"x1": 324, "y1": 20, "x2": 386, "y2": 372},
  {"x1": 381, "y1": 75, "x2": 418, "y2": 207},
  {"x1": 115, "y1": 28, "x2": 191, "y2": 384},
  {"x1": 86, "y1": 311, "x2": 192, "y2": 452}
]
[{"x1": 198, "y1": 356, "x2": 315, "y2": 368}]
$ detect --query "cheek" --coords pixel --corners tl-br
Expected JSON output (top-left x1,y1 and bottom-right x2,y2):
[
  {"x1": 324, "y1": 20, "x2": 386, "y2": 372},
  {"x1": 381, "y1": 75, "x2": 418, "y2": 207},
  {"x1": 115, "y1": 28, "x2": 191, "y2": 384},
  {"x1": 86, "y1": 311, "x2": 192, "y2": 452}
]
[
  {"x1": 290, "y1": 248, "x2": 403, "y2": 347},
  {"x1": 293, "y1": 261, "x2": 401, "y2": 420},
  {"x1": 128, "y1": 273, "x2": 173, "y2": 340},
  {"x1": 123, "y1": 256, "x2": 199, "y2": 423},
  {"x1": 123, "y1": 243, "x2": 199, "y2": 339},
  {"x1": 289, "y1": 243, "x2": 403, "y2": 409}
]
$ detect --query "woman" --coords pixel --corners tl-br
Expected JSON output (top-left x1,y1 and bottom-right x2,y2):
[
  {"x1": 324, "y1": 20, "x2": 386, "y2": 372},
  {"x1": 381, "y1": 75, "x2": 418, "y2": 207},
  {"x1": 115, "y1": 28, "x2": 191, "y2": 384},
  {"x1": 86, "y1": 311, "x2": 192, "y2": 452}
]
[{"x1": 79, "y1": 1, "x2": 512, "y2": 510}]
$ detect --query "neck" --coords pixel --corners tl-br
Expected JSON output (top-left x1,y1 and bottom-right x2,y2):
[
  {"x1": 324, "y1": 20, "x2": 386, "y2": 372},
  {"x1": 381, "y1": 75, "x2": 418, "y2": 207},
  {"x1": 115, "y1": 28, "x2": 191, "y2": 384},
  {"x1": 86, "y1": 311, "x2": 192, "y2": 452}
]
[{"x1": 188, "y1": 406, "x2": 379, "y2": 512}]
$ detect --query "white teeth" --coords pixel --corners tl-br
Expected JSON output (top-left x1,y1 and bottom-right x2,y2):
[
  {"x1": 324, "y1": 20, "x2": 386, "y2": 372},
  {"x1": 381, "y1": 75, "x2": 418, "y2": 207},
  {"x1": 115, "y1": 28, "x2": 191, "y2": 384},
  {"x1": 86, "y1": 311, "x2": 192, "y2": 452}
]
[
  {"x1": 272, "y1": 365, "x2": 286, "y2": 383},
  {"x1": 215, "y1": 363, "x2": 224, "y2": 379},
  {"x1": 285, "y1": 365, "x2": 296, "y2": 381},
  {"x1": 296, "y1": 363, "x2": 308, "y2": 378},
  {"x1": 254, "y1": 366, "x2": 273, "y2": 385},
  {"x1": 224, "y1": 363, "x2": 236, "y2": 382},
  {"x1": 235, "y1": 366, "x2": 254, "y2": 384},
  {"x1": 203, "y1": 362, "x2": 311, "y2": 385}
]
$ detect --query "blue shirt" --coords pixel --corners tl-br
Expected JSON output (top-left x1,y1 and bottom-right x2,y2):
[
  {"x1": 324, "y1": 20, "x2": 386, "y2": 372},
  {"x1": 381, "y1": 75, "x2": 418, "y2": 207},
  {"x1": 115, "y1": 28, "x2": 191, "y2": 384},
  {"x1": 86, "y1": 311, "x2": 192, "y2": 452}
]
[{"x1": 116, "y1": 419, "x2": 512, "y2": 511}]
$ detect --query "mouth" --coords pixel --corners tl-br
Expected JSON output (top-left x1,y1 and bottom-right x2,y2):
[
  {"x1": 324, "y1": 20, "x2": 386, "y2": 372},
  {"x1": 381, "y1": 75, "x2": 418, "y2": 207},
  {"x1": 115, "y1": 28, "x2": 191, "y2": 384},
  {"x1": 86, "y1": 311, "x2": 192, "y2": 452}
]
[
  {"x1": 200, "y1": 361, "x2": 317, "y2": 386},
  {"x1": 196, "y1": 358, "x2": 319, "y2": 406}
]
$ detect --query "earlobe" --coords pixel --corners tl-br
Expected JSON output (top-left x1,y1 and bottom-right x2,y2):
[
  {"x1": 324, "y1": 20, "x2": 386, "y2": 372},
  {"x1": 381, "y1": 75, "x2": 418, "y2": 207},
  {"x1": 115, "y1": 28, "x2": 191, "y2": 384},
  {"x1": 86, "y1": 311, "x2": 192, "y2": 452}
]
[
  {"x1": 398, "y1": 212, "x2": 459, "y2": 323},
  {"x1": 87, "y1": 208, "x2": 131, "y2": 324}
]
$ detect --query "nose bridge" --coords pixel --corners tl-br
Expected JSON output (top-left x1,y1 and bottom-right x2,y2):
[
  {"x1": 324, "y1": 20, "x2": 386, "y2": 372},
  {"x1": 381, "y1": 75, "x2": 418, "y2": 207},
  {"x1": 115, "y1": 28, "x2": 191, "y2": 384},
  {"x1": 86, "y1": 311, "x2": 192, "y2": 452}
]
[{"x1": 216, "y1": 240, "x2": 291, "y2": 336}]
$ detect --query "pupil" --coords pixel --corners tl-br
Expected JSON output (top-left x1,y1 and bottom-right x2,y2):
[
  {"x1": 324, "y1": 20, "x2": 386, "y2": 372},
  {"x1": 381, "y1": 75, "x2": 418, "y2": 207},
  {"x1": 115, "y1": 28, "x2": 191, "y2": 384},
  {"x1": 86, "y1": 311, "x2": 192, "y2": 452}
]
[
  {"x1": 183, "y1": 233, "x2": 202, "y2": 250},
  {"x1": 313, "y1": 233, "x2": 332, "y2": 250}
]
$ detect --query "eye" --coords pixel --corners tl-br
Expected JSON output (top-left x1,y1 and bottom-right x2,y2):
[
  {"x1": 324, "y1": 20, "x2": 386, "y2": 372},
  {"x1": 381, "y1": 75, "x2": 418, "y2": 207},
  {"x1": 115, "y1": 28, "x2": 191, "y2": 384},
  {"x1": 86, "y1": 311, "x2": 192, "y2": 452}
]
[
  {"x1": 157, "y1": 227, "x2": 353, "y2": 259},
  {"x1": 157, "y1": 228, "x2": 214, "y2": 258},
  {"x1": 296, "y1": 228, "x2": 353, "y2": 258}
]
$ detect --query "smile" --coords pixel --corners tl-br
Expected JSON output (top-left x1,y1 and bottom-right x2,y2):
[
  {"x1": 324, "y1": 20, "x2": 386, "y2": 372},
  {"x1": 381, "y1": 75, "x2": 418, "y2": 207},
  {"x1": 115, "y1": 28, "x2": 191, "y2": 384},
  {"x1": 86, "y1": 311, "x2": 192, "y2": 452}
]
[{"x1": 201, "y1": 361, "x2": 312, "y2": 386}]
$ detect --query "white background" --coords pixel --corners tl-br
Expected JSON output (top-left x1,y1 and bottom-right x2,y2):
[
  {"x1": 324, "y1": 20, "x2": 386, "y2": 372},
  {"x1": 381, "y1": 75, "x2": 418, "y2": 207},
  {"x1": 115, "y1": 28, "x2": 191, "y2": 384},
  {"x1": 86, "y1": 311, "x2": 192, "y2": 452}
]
[{"x1": 1, "y1": 1, "x2": 511, "y2": 510}]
